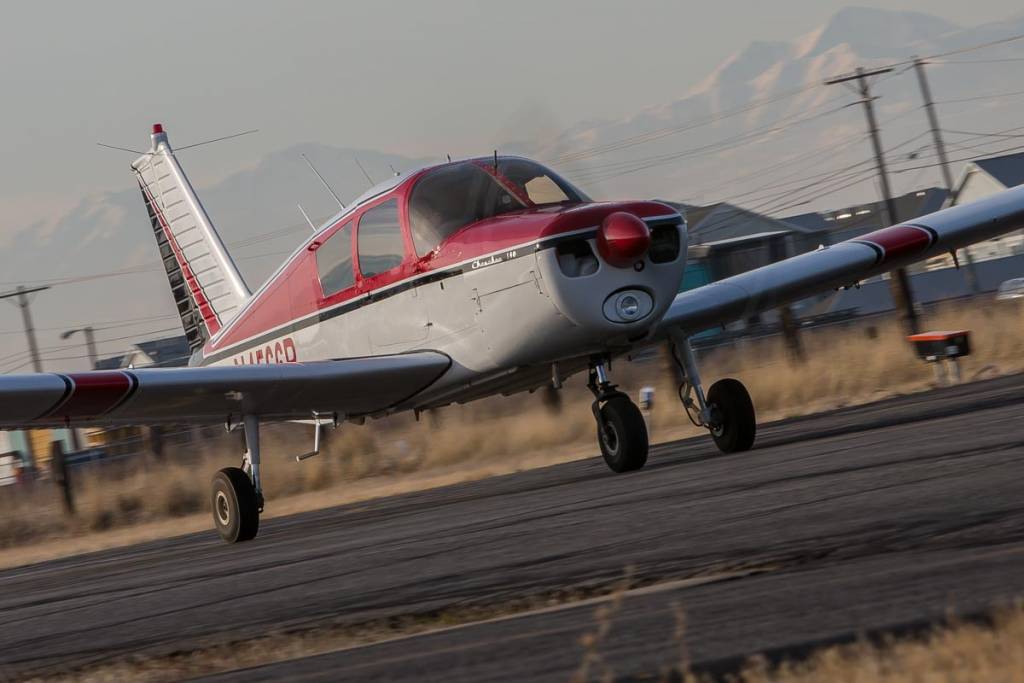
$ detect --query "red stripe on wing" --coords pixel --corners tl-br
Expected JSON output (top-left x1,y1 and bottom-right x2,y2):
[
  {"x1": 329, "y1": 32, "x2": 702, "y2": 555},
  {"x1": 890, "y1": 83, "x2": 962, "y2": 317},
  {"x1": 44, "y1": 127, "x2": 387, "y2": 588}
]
[
  {"x1": 855, "y1": 225, "x2": 934, "y2": 263},
  {"x1": 56, "y1": 372, "x2": 135, "y2": 419}
]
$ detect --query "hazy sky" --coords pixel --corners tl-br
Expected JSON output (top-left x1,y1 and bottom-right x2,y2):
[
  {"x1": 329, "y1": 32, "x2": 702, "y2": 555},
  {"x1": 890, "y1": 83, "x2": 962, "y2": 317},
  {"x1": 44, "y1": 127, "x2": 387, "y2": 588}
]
[{"x1": 0, "y1": 0, "x2": 1019, "y2": 233}]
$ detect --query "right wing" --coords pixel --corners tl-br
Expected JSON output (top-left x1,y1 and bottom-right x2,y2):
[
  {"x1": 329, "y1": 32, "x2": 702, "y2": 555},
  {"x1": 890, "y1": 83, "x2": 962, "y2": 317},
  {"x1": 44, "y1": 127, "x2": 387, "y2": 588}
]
[
  {"x1": 658, "y1": 183, "x2": 1024, "y2": 335},
  {"x1": 0, "y1": 352, "x2": 450, "y2": 429}
]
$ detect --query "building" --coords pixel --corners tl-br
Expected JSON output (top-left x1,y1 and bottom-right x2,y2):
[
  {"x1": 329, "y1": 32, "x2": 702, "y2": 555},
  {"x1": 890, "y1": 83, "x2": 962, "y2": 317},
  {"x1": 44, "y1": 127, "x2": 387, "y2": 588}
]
[
  {"x1": 87, "y1": 335, "x2": 192, "y2": 456},
  {"x1": 658, "y1": 200, "x2": 827, "y2": 284},
  {"x1": 781, "y1": 187, "x2": 948, "y2": 246},
  {"x1": 94, "y1": 335, "x2": 192, "y2": 370},
  {"x1": 948, "y1": 151, "x2": 1024, "y2": 263}
]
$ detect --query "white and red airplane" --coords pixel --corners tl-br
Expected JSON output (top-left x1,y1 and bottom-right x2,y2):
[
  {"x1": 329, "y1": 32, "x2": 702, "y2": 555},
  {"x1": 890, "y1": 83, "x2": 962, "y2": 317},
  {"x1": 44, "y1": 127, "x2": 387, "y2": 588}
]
[{"x1": 2, "y1": 124, "x2": 1022, "y2": 543}]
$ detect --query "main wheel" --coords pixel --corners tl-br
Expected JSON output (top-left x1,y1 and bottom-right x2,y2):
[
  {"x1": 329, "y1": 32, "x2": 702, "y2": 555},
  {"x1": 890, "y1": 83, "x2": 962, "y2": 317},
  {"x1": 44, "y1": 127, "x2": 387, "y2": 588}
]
[
  {"x1": 211, "y1": 467, "x2": 260, "y2": 543},
  {"x1": 597, "y1": 395, "x2": 649, "y2": 473},
  {"x1": 707, "y1": 378, "x2": 756, "y2": 453}
]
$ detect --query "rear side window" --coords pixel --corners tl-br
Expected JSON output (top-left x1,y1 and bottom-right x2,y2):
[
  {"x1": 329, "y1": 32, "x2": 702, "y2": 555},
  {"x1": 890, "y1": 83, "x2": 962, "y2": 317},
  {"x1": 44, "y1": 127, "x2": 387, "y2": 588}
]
[
  {"x1": 357, "y1": 199, "x2": 405, "y2": 277},
  {"x1": 316, "y1": 223, "x2": 355, "y2": 297}
]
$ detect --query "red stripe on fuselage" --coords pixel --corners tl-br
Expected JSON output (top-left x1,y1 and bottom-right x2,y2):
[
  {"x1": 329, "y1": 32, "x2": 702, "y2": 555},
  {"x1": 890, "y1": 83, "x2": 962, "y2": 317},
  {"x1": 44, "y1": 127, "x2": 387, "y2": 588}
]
[
  {"x1": 855, "y1": 225, "x2": 933, "y2": 263},
  {"x1": 205, "y1": 175, "x2": 677, "y2": 355},
  {"x1": 49, "y1": 372, "x2": 134, "y2": 420},
  {"x1": 141, "y1": 185, "x2": 222, "y2": 335}
]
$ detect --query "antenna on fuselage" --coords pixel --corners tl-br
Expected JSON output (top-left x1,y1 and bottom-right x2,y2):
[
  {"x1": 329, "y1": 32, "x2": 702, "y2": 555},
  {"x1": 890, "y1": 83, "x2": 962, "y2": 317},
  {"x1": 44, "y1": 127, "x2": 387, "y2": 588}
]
[
  {"x1": 300, "y1": 153, "x2": 345, "y2": 210},
  {"x1": 389, "y1": 164, "x2": 400, "y2": 177},
  {"x1": 446, "y1": 154, "x2": 452, "y2": 163},
  {"x1": 353, "y1": 157, "x2": 375, "y2": 188},
  {"x1": 493, "y1": 149, "x2": 499, "y2": 173},
  {"x1": 297, "y1": 203, "x2": 316, "y2": 232}
]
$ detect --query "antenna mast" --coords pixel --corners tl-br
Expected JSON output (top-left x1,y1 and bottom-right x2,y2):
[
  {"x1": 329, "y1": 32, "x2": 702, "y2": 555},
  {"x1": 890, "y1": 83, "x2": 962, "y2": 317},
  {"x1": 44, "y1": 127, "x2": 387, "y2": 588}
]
[
  {"x1": 297, "y1": 203, "x2": 317, "y2": 232},
  {"x1": 353, "y1": 157, "x2": 375, "y2": 187},
  {"x1": 301, "y1": 154, "x2": 345, "y2": 210}
]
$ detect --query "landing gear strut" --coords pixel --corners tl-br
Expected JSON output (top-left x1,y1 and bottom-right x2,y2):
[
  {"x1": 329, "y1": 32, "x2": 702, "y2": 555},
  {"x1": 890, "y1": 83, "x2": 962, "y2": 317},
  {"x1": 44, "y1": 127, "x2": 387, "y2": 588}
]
[
  {"x1": 212, "y1": 414, "x2": 263, "y2": 543},
  {"x1": 589, "y1": 359, "x2": 648, "y2": 472},
  {"x1": 670, "y1": 333, "x2": 756, "y2": 453}
]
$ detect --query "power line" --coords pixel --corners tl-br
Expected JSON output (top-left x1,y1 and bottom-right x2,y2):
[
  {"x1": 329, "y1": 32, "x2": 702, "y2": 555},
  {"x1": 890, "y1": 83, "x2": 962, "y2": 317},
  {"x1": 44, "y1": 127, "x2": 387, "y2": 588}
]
[
  {"x1": 547, "y1": 83, "x2": 823, "y2": 165},
  {"x1": 932, "y1": 57, "x2": 1024, "y2": 64},
  {"x1": 570, "y1": 99, "x2": 853, "y2": 185},
  {"x1": 0, "y1": 286, "x2": 51, "y2": 372},
  {"x1": 890, "y1": 140, "x2": 1024, "y2": 174},
  {"x1": 933, "y1": 88, "x2": 1024, "y2": 106}
]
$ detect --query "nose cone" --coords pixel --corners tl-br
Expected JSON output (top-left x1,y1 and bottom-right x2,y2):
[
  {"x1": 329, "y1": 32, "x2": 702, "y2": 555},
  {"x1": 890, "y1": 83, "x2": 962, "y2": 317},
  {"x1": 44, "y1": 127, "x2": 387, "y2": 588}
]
[{"x1": 596, "y1": 212, "x2": 651, "y2": 268}]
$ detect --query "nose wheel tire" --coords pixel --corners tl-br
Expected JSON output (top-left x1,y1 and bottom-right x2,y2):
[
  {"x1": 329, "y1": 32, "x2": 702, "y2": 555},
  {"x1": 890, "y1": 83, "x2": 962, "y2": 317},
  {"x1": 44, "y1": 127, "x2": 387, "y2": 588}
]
[
  {"x1": 597, "y1": 395, "x2": 649, "y2": 473},
  {"x1": 212, "y1": 467, "x2": 260, "y2": 543},
  {"x1": 707, "y1": 378, "x2": 756, "y2": 453}
]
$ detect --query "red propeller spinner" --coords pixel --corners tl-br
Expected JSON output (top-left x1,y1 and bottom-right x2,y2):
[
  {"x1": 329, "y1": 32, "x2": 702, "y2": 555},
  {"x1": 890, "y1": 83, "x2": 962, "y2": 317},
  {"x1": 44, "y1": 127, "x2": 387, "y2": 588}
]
[{"x1": 596, "y1": 212, "x2": 651, "y2": 268}]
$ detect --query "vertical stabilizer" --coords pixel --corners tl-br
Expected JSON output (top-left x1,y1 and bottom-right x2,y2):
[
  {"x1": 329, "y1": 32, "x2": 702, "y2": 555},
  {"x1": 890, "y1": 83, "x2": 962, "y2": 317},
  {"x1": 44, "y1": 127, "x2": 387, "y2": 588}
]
[{"x1": 132, "y1": 124, "x2": 250, "y2": 352}]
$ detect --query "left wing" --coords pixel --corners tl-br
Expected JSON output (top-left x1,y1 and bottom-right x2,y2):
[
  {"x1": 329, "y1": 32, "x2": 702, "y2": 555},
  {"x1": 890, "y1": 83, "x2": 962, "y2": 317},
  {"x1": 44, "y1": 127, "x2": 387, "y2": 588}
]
[
  {"x1": 658, "y1": 184, "x2": 1024, "y2": 335},
  {"x1": 0, "y1": 352, "x2": 451, "y2": 429}
]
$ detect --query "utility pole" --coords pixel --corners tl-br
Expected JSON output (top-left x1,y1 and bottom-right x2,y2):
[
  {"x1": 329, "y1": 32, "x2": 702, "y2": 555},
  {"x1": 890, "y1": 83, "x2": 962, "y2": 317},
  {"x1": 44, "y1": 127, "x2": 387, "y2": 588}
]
[
  {"x1": 826, "y1": 66, "x2": 919, "y2": 336},
  {"x1": 912, "y1": 56, "x2": 980, "y2": 293},
  {"x1": 0, "y1": 285, "x2": 51, "y2": 372},
  {"x1": 61, "y1": 326, "x2": 98, "y2": 369}
]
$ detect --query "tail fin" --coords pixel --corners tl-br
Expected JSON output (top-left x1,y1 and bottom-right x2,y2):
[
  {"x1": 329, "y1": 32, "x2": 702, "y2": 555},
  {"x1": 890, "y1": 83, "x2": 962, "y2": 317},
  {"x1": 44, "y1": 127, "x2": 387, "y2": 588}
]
[{"x1": 132, "y1": 124, "x2": 250, "y2": 352}]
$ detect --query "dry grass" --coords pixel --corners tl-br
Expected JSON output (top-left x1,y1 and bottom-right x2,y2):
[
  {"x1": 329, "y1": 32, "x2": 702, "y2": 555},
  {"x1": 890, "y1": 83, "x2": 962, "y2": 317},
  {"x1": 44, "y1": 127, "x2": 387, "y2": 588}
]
[
  {"x1": 0, "y1": 300, "x2": 1021, "y2": 564},
  {"x1": 688, "y1": 605, "x2": 1024, "y2": 683},
  {"x1": 571, "y1": 577, "x2": 1024, "y2": 683}
]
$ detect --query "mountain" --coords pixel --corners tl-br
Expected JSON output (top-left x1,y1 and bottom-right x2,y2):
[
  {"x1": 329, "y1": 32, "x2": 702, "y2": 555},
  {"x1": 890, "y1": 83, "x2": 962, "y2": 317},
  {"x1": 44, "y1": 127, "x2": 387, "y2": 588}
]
[
  {"x1": 0, "y1": 145, "x2": 430, "y2": 368},
  {"x1": 539, "y1": 7, "x2": 1024, "y2": 208},
  {"x1": 6, "y1": 6, "x2": 1024, "y2": 367}
]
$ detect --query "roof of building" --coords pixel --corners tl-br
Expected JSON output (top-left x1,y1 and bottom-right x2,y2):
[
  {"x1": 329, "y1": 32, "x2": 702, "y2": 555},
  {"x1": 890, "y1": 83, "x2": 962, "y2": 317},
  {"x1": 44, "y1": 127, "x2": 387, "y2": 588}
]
[
  {"x1": 973, "y1": 151, "x2": 1024, "y2": 188},
  {"x1": 93, "y1": 354, "x2": 128, "y2": 370},
  {"x1": 781, "y1": 187, "x2": 948, "y2": 235},
  {"x1": 134, "y1": 336, "x2": 191, "y2": 368},
  {"x1": 656, "y1": 199, "x2": 820, "y2": 246},
  {"x1": 93, "y1": 335, "x2": 190, "y2": 370}
]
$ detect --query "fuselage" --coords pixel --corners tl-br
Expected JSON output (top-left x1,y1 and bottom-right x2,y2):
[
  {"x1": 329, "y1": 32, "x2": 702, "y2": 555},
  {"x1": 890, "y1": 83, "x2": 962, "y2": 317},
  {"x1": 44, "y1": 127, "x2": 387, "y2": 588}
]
[{"x1": 196, "y1": 157, "x2": 688, "y2": 414}]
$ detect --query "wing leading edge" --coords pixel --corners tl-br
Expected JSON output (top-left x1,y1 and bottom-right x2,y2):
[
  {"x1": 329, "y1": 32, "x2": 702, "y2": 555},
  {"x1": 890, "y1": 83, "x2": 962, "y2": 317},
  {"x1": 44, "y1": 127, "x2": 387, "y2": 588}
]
[
  {"x1": 658, "y1": 183, "x2": 1024, "y2": 334},
  {"x1": 0, "y1": 352, "x2": 451, "y2": 429}
]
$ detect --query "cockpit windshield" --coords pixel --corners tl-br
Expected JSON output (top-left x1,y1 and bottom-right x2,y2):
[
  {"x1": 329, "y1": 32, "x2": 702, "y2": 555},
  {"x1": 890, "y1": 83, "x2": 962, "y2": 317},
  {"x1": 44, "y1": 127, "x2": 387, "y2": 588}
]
[{"x1": 408, "y1": 158, "x2": 586, "y2": 256}]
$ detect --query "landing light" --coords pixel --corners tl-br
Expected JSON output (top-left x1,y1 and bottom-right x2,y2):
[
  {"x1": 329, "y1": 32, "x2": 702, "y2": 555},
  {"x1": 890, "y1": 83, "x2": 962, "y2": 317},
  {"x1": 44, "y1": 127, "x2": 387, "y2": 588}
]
[
  {"x1": 603, "y1": 289, "x2": 653, "y2": 324},
  {"x1": 618, "y1": 294, "x2": 641, "y2": 319}
]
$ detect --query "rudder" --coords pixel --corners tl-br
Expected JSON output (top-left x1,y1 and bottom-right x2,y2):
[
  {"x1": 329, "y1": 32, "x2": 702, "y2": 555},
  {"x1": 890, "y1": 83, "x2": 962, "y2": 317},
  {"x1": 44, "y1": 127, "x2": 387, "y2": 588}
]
[{"x1": 132, "y1": 124, "x2": 250, "y2": 353}]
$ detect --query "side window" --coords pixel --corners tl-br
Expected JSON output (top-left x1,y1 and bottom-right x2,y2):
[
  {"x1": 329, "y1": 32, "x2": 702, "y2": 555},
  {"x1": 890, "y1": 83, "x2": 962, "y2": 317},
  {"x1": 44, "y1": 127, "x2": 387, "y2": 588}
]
[
  {"x1": 357, "y1": 199, "x2": 405, "y2": 277},
  {"x1": 316, "y1": 223, "x2": 355, "y2": 297}
]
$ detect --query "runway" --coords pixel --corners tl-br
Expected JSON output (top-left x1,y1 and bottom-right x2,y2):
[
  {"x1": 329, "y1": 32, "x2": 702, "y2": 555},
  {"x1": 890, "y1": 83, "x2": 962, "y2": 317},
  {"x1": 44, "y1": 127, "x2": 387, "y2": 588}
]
[{"x1": 1, "y1": 375, "x2": 1023, "y2": 681}]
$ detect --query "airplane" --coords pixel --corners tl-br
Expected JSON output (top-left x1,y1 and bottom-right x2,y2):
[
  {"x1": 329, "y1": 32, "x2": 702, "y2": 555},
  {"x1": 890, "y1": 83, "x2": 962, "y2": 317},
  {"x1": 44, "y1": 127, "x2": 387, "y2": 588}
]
[{"x1": 2, "y1": 123, "x2": 1023, "y2": 543}]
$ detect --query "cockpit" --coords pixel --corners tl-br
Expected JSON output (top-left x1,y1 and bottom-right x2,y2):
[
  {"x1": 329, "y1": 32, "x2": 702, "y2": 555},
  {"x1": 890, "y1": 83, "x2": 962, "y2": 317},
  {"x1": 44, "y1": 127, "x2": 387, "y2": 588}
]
[{"x1": 408, "y1": 158, "x2": 588, "y2": 255}]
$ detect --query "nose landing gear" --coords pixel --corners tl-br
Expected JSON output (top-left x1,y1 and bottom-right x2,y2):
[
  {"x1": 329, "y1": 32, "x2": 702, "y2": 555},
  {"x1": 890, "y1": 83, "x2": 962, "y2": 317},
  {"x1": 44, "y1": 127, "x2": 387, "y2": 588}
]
[
  {"x1": 670, "y1": 333, "x2": 756, "y2": 454},
  {"x1": 589, "y1": 360, "x2": 649, "y2": 472}
]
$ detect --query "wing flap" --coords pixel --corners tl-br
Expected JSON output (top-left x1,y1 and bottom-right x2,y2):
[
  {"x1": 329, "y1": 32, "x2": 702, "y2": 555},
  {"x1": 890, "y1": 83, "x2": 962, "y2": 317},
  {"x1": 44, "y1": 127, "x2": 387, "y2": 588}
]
[
  {"x1": 660, "y1": 183, "x2": 1024, "y2": 334},
  {"x1": 0, "y1": 352, "x2": 450, "y2": 429}
]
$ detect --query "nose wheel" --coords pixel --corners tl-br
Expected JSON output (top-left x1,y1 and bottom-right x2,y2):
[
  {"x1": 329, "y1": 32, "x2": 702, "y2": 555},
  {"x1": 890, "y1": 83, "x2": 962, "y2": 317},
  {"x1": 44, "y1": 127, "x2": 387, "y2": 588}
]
[
  {"x1": 706, "y1": 378, "x2": 756, "y2": 453},
  {"x1": 589, "y1": 360, "x2": 649, "y2": 472}
]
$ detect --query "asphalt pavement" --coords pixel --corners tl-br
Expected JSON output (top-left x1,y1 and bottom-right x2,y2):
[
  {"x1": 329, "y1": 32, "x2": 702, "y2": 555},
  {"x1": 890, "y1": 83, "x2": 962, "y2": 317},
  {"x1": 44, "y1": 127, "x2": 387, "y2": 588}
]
[{"x1": 1, "y1": 374, "x2": 1022, "y2": 682}]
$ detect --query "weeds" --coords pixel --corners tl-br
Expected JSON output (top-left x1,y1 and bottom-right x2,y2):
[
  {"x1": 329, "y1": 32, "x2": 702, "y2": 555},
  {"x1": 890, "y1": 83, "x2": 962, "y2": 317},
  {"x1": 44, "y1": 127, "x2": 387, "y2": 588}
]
[{"x1": 0, "y1": 300, "x2": 1020, "y2": 556}]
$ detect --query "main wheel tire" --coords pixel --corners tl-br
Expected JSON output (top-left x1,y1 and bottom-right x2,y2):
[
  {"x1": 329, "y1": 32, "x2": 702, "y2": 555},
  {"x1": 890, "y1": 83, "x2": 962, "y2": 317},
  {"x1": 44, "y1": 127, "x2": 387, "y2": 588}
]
[
  {"x1": 707, "y1": 378, "x2": 756, "y2": 453},
  {"x1": 597, "y1": 395, "x2": 649, "y2": 473},
  {"x1": 211, "y1": 467, "x2": 260, "y2": 543}
]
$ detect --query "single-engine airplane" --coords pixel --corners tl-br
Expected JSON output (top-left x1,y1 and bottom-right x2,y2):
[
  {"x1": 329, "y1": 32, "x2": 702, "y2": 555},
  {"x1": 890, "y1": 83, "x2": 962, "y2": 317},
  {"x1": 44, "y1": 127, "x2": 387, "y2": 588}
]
[{"x1": 2, "y1": 124, "x2": 1023, "y2": 543}]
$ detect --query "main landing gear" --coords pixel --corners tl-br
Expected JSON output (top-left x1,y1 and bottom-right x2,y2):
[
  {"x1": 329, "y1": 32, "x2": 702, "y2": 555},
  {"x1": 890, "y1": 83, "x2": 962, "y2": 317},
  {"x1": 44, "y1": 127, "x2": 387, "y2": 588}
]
[
  {"x1": 670, "y1": 332, "x2": 756, "y2": 454},
  {"x1": 588, "y1": 360, "x2": 649, "y2": 472},
  {"x1": 212, "y1": 415, "x2": 263, "y2": 543}
]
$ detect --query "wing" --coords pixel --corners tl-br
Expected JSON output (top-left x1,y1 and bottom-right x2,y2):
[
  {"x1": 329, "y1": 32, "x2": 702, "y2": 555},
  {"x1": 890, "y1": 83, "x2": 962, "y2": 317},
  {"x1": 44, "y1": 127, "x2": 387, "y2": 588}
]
[
  {"x1": 658, "y1": 184, "x2": 1024, "y2": 334},
  {"x1": 0, "y1": 352, "x2": 450, "y2": 429}
]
